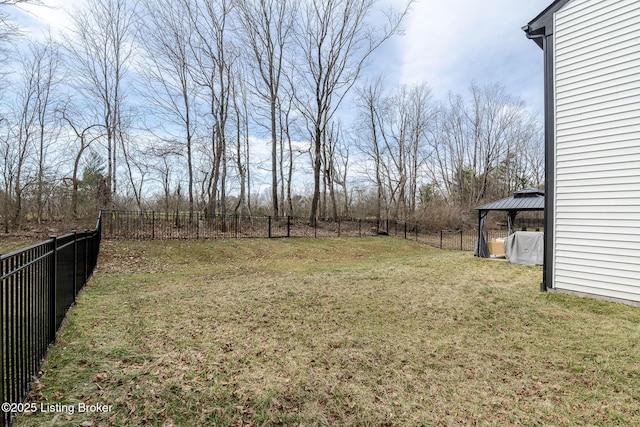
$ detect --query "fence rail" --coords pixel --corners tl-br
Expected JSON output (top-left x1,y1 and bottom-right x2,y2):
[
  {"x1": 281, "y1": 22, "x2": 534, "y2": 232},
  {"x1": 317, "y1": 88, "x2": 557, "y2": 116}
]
[
  {"x1": 101, "y1": 210, "x2": 509, "y2": 251},
  {"x1": 1, "y1": 216, "x2": 101, "y2": 427}
]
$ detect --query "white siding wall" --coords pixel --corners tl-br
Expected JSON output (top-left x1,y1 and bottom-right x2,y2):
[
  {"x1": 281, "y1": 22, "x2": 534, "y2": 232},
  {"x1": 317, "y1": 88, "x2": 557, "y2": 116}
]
[{"x1": 554, "y1": 0, "x2": 640, "y2": 303}]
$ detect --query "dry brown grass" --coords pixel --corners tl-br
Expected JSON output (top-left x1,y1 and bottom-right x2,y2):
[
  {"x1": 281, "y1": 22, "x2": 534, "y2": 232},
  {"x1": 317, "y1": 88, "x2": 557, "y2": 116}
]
[
  {"x1": 0, "y1": 236, "x2": 44, "y2": 254},
  {"x1": 14, "y1": 238, "x2": 640, "y2": 426}
]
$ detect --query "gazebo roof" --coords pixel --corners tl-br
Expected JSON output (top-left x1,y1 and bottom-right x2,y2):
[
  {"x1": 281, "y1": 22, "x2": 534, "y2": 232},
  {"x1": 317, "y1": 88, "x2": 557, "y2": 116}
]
[{"x1": 475, "y1": 188, "x2": 544, "y2": 212}]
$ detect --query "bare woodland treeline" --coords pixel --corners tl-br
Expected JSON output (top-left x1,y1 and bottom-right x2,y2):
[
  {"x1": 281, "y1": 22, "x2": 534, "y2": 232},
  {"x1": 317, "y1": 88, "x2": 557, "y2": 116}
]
[{"x1": 0, "y1": 0, "x2": 543, "y2": 233}]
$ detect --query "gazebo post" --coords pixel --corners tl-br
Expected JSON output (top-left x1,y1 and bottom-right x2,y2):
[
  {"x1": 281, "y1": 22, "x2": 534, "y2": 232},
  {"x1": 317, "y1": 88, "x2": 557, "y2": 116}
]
[
  {"x1": 477, "y1": 210, "x2": 481, "y2": 255},
  {"x1": 508, "y1": 210, "x2": 518, "y2": 235},
  {"x1": 474, "y1": 209, "x2": 489, "y2": 258}
]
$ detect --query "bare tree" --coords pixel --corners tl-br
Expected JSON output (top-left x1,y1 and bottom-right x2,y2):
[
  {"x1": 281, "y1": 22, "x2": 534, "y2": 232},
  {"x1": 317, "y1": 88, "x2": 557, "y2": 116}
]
[
  {"x1": 0, "y1": 0, "x2": 550, "y2": 228},
  {"x1": 139, "y1": 0, "x2": 198, "y2": 219},
  {"x1": 464, "y1": 83, "x2": 529, "y2": 205},
  {"x1": 27, "y1": 38, "x2": 61, "y2": 223},
  {"x1": 431, "y1": 83, "x2": 542, "y2": 212},
  {"x1": 65, "y1": 0, "x2": 137, "y2": 205},
  {"x1": 0, "y1": 38, "x2": 60, "y2": 225},
  {"x1": 279, "y1": 92, "x2": 296, "y2": 216},
  {"x1": 336, "y1": 130, "x2": 351, "y2": 216},
  {"x1": 0, "y1": 121, "x2": 11, "y2": 232},
  {"x1": 230, "y1": 75, "x2": 252, "y2": 218},
  {"x1": 186, "y1": 0, "x2": 235, "y2": 220},
  {"x1": 120, "y1": 120, "x2": 148, "y2": 212},
  {"x1": 524, "y1": 128, "x2": 544, "y2": 189},
  {"x1": 383, "y1": 83, "x2": 433, "y2": 218},
  {"x1": 7, "y1": 42, "x2": 51, "y2": 227},
  {"x1": 58, "y1": 104, "x2": 105, "y2": 218},
  {"x1": 429, "y1": 95, "x2": 463, "y2": 202},
  {"x1": 293, "y1": 0, "x2": 410, "y2": 223},
  {"x1": 324, "y1": 120, "x2": 344, "y2": 219},
  {"x1": 0, "y1": 1, "x2": 44, "y2": 52},
  {"x1": 237, "y1": 0, "x2": 296, "y2": 217},
  {"x1": 148, "y1": 143, "x2": 181, "y2": 215},
  {"x1": 355, "y1": 78, "x2": 388, "y2": 223},
  {"x1": 0, "y1": 0, "x2": 42, "y2": 5}
]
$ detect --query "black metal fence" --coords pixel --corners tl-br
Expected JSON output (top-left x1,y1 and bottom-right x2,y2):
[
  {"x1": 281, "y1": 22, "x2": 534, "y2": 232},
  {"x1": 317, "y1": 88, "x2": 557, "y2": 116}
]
[
  {"x1": 1, "y1": 216, "x2": 101, "y2": 426},
  {"x1": 382, "y1": 220, "x2": 508, "y2": 251},
  {"x1": 101, "y1": 211, "x2": 386, "y2": 240},
  {"x1": 100, "y1": 210, "x2": 508, "y2": 251}
]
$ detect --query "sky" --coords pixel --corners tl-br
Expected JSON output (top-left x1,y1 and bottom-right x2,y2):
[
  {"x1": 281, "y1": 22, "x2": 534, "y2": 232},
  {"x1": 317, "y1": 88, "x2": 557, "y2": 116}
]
[
  {"x1": 389, "y1": 0, "x2": 553, "y2": 115},
  {"x1": 10, "y1": 0, "x2": 554, "y2": 117},
  {"x1": 4, "y1": 0, "x2": 555, "y2": 195}
]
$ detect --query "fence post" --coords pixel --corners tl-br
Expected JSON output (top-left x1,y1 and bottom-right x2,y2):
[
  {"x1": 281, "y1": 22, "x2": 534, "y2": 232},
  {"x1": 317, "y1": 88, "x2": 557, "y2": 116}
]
[
  {"x1": 196, "y1": 212, "x2": 200, "y2": 240},
  {"x1": 359, "y1": 219, "x2": 362, "y2": 238},
  {"x1": 268, "y1": 216, "x2": 272, "y2": 238},
  {"x1": 314, "y1": 218, "x2": 317, "y2": 238},
  {"x1": 338, "y1": 219, "x2": 341, "y2": 237},
  {"x1": 235, "y1": 214, "x2": 239, "y2": 239},
  {"x1": 0, "y1": 253, "x2": 4, "y2": 414},
  {"x1": 48, "y1": 236, "x2": 57, "y2": 343},
  {"x1": 73, "y1": 231, "x2": 78, "y2": 303},
  {"x1": 460, "y1": 230, "x2": 463, "y2": 251},
  {"x1": 287, "y1": 216, "x2": 291, "y2": 238},
  {"x1": 85, "y1": 230, "x2": 89, "y2": 284},
  {"x1": 152, "y1": 211, "x2": 155, "y2": 240},
  {"x1": 440, "y1": 230, "x2": 443, "y2": 249},
  {"x1": 404, "y1": 222, "x2": 407, "y2": 239}
]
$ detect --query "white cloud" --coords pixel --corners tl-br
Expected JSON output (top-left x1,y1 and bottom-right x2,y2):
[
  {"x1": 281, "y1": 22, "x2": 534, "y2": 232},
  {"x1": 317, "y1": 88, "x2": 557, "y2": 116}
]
[
  {"x1": 387, "y1": 0, "x2": 553, "y2": 113},
  {"x1": 16, "y1": 0, "x2": 553, "y2": 115},
  {"x1": 8, "y1": 0, "x2": 82, "y2": 39}
]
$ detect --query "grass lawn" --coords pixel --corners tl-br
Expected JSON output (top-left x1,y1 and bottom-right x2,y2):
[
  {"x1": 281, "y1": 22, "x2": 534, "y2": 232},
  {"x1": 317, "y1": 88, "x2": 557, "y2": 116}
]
[{"x1": 14, "y1": 238, "x2": 640, "y2": 426}]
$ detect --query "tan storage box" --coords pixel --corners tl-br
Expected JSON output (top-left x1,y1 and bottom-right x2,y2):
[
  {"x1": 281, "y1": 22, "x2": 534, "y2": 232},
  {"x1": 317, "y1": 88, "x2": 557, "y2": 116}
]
[{"x1": 487, "y1": 240, "x2": 505, "y2": 257}]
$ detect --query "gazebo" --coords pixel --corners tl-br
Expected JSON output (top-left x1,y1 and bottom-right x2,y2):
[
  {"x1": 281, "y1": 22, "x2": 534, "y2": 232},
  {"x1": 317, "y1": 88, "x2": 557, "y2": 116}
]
[{"x1": 474, "y1": 188, "x2": 544, "y2": 258}]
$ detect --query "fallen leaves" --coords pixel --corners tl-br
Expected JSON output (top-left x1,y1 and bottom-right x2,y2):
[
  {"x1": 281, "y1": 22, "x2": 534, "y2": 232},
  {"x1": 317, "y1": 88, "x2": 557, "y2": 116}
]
[{"x1": 12, "y1": 239, "x2": 640, "y2": 426}]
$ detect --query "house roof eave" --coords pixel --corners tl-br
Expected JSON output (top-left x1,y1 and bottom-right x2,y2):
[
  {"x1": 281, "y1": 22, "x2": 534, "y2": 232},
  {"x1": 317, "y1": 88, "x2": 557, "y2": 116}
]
[{"x1": 523, "y1": 0, "x2": 573, "y2": 47}]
